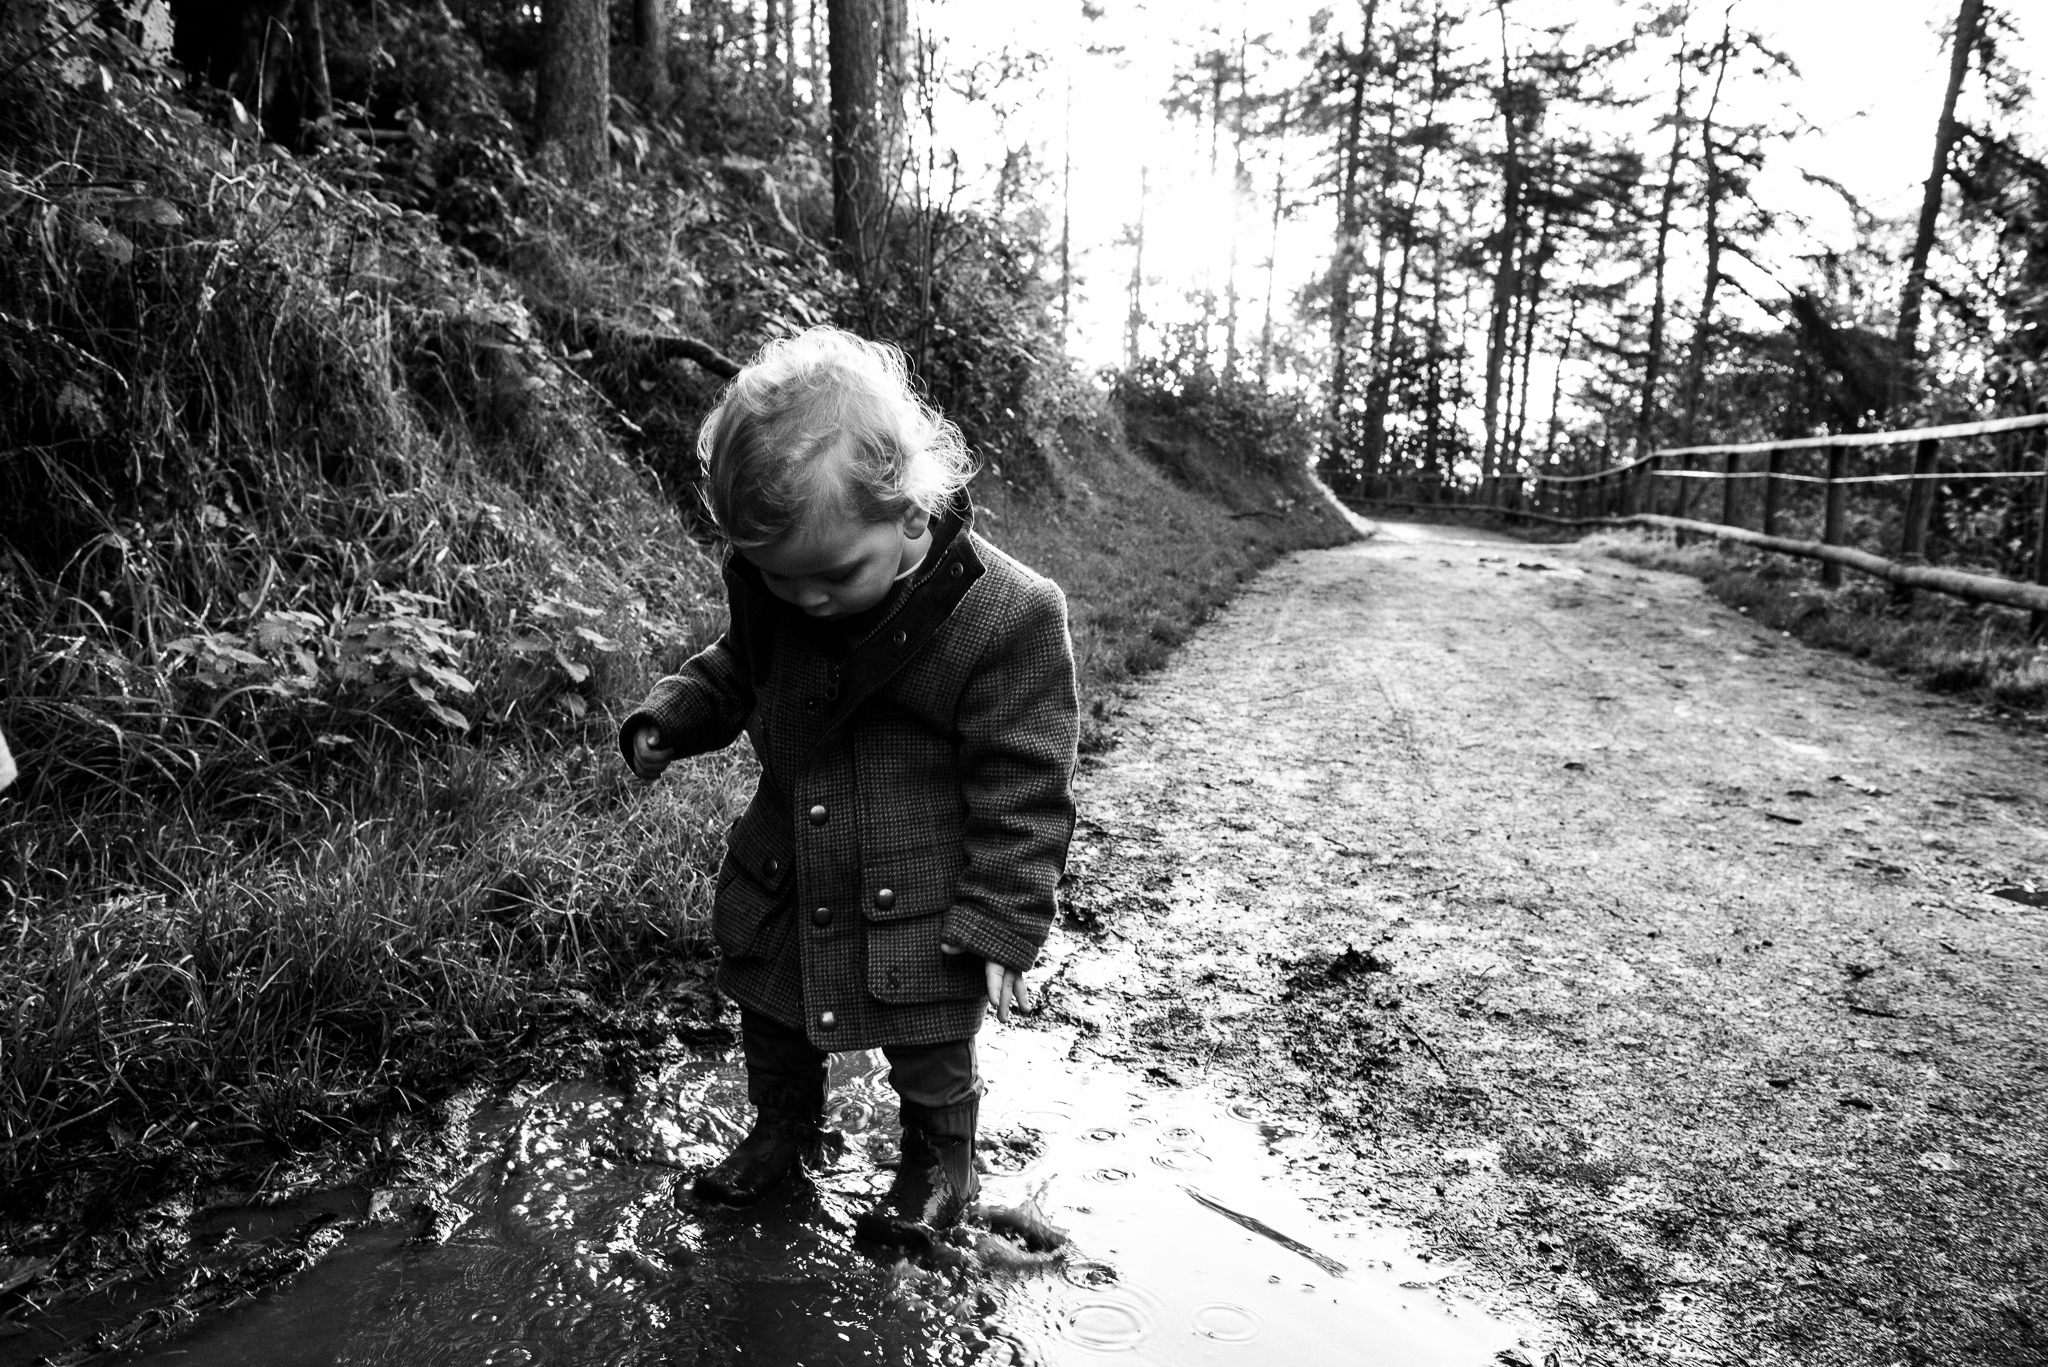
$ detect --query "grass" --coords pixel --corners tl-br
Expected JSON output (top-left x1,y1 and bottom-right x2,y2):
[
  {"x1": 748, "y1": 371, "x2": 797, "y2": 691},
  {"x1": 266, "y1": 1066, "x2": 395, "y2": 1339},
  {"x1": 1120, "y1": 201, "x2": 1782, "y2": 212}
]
[{"x1": 1576, "y1": 529, "x2": 2048, "y2": 715}]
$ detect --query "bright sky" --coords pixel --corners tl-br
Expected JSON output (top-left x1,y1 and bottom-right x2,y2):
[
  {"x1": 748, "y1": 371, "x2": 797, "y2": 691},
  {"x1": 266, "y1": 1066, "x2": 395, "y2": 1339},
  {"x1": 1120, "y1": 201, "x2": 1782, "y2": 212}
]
[{"x1": 923, "y1": 0, "x2": 2043, "y2": 391}]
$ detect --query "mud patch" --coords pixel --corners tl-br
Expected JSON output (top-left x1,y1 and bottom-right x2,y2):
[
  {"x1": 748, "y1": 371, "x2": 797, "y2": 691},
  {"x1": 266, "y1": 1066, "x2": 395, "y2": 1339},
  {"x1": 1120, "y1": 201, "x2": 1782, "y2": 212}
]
[{"x1": 58, "y1": 1027, "x2": 1527, "y2": 1367}]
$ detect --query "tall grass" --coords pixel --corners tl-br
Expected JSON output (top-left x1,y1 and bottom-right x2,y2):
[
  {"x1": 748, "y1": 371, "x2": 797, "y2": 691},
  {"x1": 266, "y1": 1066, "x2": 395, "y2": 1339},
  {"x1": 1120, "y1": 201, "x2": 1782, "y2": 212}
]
[{"x1": 0, "y1": 29, "x2": 734, "y2": 1216}]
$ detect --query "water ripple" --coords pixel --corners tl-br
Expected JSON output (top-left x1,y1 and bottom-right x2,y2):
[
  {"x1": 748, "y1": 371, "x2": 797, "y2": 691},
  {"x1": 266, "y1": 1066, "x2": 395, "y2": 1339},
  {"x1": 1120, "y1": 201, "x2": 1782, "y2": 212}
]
[
  {"x1": 1061, "y1": 1291, "x2": 1158, "y2": 1350},
  {"x1": 1191, "y1": 1302, "x2": 1263, "y2": 1342}
]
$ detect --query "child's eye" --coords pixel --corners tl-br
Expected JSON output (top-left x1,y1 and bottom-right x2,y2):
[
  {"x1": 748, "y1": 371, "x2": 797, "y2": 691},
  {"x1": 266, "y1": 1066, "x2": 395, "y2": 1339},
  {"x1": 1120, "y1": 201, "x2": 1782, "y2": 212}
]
[{"x1": 824, "y1": 570, "x2": 855, "y2": 584}]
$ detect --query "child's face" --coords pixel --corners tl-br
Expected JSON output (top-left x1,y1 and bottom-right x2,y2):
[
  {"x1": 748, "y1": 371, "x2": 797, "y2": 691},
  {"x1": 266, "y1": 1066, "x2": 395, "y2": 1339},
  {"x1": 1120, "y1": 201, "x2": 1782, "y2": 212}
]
[{"x1": 742, "y1": 502, "x2": 931, "y2": 619}]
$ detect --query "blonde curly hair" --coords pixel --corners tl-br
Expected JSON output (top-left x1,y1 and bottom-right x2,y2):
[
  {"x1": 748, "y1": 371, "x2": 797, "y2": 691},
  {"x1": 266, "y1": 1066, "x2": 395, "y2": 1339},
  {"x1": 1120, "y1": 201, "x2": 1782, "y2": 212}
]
[{"x1": 699, "y1": 327, "x2": 974, "y2": 548}]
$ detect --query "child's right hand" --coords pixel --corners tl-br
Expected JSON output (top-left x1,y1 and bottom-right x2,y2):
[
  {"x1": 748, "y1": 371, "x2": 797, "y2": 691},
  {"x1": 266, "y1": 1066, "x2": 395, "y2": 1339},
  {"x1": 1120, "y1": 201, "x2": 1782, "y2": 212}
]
[{"x1": 628, "y1": 723, "x2": 676, "y2": 780}]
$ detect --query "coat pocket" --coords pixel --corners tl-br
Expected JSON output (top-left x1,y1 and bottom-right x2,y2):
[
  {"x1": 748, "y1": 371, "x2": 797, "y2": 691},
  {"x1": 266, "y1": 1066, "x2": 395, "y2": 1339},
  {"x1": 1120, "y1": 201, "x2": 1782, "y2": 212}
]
[
  {"x1": 859, "y1": 848, "x2": 977, "y2": 1002},
  {"x1": 712, "y1": 818, "x2": 794, "y2": 961},
  {"x1": 865, "y1": 913, "x2": 987, "y2": 1003}
]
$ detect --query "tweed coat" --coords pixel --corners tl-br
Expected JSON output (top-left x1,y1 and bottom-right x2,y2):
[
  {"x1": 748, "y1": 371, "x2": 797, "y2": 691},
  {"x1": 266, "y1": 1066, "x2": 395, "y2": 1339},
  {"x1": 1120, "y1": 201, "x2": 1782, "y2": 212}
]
[{"x1": 621, "y1": 495, "x2": 1079, "y2": 1051}]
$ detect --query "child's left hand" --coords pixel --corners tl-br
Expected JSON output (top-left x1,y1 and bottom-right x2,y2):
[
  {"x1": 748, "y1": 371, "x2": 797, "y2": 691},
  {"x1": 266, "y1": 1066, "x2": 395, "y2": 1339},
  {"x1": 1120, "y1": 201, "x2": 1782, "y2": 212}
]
[{"x1": 940, "y1": 942, "x2": 1034, "y2": 1023}]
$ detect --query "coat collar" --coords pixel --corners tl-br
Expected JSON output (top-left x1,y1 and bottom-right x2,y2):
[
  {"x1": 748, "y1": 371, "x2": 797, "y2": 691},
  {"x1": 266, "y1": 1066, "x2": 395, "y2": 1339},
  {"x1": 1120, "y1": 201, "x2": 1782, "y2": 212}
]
[{"x1": 720, "y1": 491, "x2": 987, "y2": 707}]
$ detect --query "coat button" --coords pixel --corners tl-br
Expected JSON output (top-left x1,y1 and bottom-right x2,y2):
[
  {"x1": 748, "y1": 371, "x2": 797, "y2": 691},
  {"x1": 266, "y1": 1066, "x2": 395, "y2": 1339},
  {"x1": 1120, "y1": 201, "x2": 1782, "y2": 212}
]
[
  {"x1": 811, "y1": 905, "x2": 832, "y2": 928},
  {"x1": 891, "y1": 629, "x2": 908, "y2": 646},
  {"x1": 874, "y1": 888, "x2": 895, "y2": 910},
  {"x1": 809, "y1": 804, "x2": 828, "y2": 825},
  {"x1": 818, "y1": 1010, "x2": 838, "y2": 1031},
  {"x1": 949, "y1": 562, "x2": 964, "y2": 578},
  {"x1": 763, "y1": 858, "x2": 781, "y2": 878}
]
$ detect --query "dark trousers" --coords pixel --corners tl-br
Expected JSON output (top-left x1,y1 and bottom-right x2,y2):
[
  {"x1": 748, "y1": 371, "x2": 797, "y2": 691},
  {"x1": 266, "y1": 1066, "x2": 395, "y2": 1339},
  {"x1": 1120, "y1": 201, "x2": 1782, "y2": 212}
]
[{"x1": 740, "y1": 1007, "x2": 979, "y2": 1138}]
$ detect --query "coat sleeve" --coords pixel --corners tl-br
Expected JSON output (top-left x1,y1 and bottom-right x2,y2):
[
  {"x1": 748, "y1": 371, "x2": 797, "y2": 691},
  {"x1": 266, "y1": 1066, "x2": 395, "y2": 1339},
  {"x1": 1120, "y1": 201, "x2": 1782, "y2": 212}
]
[
  {"x1": 618, "y1": 633, "x2": 755, "y2": 764},
  {"x1": 939, "y1": 578, "x2": 1080, "y2": 972},
  {"x1": 619, "y1": 564, "x2": 759, "y2": 764}
]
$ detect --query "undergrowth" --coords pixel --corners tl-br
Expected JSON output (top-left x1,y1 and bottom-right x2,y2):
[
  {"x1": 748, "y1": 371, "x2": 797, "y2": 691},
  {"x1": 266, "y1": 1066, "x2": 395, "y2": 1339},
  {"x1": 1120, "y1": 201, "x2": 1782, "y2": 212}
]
[
  {"x1": 0, "y1": 6, "x2": 1352, "y2": 1262},
  {"x1": 1578, "y1": 530, "x2": 2048, "y2": 714}
]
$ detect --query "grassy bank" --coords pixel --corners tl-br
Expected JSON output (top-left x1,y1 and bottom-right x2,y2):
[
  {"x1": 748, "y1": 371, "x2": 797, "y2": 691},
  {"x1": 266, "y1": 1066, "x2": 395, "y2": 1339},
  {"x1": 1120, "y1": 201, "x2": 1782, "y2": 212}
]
[
  {"x1": 1576, "y1": 529, "x2": 2048, "y2": 716},
  {"x1": 0, "y1": 15, "x2": 1351, "y2": 1311}
]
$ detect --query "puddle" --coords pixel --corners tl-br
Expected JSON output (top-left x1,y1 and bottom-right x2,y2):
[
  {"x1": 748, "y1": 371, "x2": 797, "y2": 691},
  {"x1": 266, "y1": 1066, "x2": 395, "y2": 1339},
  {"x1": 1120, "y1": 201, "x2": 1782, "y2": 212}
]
[{"x1": 59, "y1": 1028, "x2": 1521, "y2": 1366}]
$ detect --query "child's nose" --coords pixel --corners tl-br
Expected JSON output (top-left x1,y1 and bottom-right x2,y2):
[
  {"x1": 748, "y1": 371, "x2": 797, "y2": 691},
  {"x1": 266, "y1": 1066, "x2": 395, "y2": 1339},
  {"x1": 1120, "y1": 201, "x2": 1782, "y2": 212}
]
[{"x1": 794, "y1": 583, "x2": 831, "y2": 609}]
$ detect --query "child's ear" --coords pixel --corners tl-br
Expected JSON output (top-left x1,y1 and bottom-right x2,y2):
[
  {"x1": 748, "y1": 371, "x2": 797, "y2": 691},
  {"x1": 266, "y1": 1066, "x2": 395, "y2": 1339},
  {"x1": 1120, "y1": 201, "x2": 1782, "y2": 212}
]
[{"x1": 900, "y1": 506, "x2": 932, "y2": 540}]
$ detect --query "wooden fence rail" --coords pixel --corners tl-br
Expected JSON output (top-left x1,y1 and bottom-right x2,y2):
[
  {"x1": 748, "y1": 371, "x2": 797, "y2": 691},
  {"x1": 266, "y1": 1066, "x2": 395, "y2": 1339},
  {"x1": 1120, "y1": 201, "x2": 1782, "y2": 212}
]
[{"x1": 1349, "y1": 412, "x2": 2048, "y2": 632}]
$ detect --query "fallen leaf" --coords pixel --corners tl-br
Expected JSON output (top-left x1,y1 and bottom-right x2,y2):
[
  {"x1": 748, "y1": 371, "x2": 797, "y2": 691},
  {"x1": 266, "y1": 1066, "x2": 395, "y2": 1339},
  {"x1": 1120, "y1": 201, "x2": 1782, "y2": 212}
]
[{"x1": 1764, "y1": 811, "x2": 1804, "y2": 825}]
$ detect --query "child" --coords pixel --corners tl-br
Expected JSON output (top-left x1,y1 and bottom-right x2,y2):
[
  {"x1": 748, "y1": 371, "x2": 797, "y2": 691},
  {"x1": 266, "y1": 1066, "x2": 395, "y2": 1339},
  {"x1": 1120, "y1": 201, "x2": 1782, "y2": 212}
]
[{"x1": 622, "y1": 327, "x2": 1078, "y2": 1245}]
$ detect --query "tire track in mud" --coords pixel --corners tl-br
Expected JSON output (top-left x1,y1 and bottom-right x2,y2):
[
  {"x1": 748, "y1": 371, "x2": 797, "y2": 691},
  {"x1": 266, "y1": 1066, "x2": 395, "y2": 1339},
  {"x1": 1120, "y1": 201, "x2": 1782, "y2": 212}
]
[{"x1": 1044, "y1": 519, "x2": 2048, "y2": 1367}]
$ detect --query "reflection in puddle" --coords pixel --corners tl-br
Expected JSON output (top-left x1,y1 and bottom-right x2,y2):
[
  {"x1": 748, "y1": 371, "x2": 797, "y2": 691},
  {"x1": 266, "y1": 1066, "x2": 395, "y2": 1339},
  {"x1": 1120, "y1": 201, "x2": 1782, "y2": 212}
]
[{"x1": 111, "y1": 1027, "x2": 1523, "y2": 1366}]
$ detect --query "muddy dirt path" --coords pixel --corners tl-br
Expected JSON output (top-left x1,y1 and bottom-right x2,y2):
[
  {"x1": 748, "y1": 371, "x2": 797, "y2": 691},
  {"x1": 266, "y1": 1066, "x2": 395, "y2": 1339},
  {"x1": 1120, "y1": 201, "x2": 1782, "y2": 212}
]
[
  {"x1": 21, "y1": 519, "x2": 2046, "y2": 1367},
  {"x1": 1052, "y1": 518, "x2": 2048, "y2": 1367}
]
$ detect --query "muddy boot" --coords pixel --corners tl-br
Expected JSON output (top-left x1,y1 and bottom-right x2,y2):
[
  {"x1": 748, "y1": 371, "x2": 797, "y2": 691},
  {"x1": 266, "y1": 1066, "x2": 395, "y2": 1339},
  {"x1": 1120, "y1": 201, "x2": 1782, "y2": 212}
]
[
  {"x1": 855, "y1": 1098, "x2": 980, "y2": 1250},
  {"x1": 691, "y1": 1070, "x2": 832, "y2": 1208}
]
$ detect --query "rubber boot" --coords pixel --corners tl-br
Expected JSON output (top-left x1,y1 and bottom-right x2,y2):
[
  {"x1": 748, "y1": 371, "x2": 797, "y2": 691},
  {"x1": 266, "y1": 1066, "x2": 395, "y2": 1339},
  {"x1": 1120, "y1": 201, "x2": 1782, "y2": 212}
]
[
  {"x1": 855, "y1": 1097, "x2": 980, "y2": 1250},
  {"x1": 691, "y1": 1069, "x2": 834, "y2": 1208}
]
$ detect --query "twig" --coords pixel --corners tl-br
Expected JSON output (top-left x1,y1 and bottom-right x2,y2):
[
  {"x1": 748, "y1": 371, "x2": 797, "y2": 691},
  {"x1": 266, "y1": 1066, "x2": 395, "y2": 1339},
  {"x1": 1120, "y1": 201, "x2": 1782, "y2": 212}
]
[
  {"x1": 1396, "y1": 1015, "x2": 1455, "y2": 1077},
  {"x1": 1182, "y1": 1186, "x2": 1348, "y2": 1276}
]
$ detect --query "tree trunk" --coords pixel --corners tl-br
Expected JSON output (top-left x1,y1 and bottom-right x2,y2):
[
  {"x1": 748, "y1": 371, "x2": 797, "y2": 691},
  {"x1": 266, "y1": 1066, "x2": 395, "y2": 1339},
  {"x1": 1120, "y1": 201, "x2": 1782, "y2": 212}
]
[
  {"x1": 1479, "y1": 1, "x2": 1524, "y2": 496},
  {"x1": 1422, "y1": 202, "x2": 1450, "y2": 481},
  {"x1": 1679, "y1": 21, "x2": 1733, "y2": 446},
  {"x1": 785, "y1": 0, "x2": 798, "y2": 103},
  {"x1": 630, "y1": 0, "x2": 672, "y2": 110},
  {"x1": 1061, "y1": 79, "x2": 1073, "y2": 340},
  {"x1": 1636, "y1": 29, "x2": 1690, "y2": 453},
  {"x1": 1358, "y1": 91, "x2": 1401, "y2": 477},
  {"x1": 1325, "y1": 16, "x2": 1374, "y2": 477},
  {"x1": 537, "y1": 0, "x2": 610, "y2": 182},
  {"x1": 1200, "y1": 56, "x2": 1226, "y2": 358},
  {"x1": 1544, "y1": 291, "x2": 1582, "y2": 464},
  {"x1": 828, "y1": 0, "x2": 883, "y2": 278},
  {"x1": 1222, "y1": 35, "x2": 1249, "y2": 385},
  {"x1": 1126, "y1": 167, "x2": 1149, "y2": 368},
  {"x1": 1258, "y1": 92, "x2": 1292, "y2": 392},
  {"x1": 294, "y1": 0, "x2": 332, "y2": 127},
  {"x1": 810, "y1": 0, "x2": 823, "y2": 101},
  {"x1": 1508, "y1": 197, "x2": 1552, "y2": 469},
  {"x1": 1896, "y1": 0, "x2": 1983, "y2": 360},
  {"x1": 1361, "y1": 5, "x2": 1446, "y2": 475}
]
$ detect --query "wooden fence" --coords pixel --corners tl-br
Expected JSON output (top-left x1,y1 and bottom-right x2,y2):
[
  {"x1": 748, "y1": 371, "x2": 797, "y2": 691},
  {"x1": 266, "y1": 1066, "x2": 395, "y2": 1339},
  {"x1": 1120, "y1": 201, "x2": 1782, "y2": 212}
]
[{"x1": 1351, "y1": 413, "x2": 2048, "y2": 630}]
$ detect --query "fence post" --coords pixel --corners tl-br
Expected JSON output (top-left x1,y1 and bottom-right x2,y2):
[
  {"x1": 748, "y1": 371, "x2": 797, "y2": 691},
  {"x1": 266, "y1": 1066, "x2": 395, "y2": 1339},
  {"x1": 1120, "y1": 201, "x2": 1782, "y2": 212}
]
[
  {"x1": 1821, "y1": 441, "x2": 1847, "y2": 588},
  {"x1": 1722, "y1": 449, "x2": 1739, "y2": 526},
  {"x1": 1895, "y1": 436, "x2": 1941, "y2": 606},
  {"x1": 2030, "y1": 422, "x2": 2048, "y2": 638},
  {"x1": 1761, "y1": 446, "x2": 1784, "y2": 536}
]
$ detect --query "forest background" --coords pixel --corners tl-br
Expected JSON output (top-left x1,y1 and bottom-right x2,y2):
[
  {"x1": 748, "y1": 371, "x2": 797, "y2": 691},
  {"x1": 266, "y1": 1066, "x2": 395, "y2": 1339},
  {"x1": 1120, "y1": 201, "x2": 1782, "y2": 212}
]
[{"x1": 0, "y1": 0, "x2": 2043, "y2": 1310}]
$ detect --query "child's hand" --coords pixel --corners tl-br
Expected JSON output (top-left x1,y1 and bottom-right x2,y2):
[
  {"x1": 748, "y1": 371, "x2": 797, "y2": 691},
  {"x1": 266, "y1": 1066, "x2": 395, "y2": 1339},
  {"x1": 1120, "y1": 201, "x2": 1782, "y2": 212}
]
[
  {"x1": 628, "y1": 723, "x2": 675, "y2": 780},
  {"x1": 941, "y1": 941, "x2": 1034, "y2": 1023}
]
